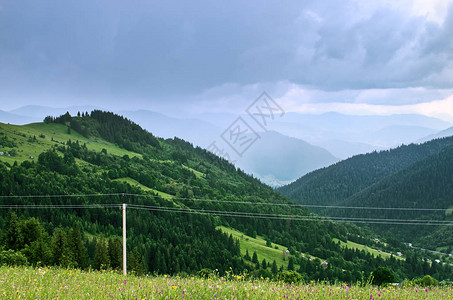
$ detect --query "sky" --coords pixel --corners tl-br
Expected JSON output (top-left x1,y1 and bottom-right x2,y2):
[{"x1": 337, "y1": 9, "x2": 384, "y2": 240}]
[{"x1": 1, "y1": 0, "x2": 453, "y2": 121}]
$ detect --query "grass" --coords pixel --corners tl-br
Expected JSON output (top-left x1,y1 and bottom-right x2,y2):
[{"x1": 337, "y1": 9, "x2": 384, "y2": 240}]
[
  {"x1": 219, "y1": 226, "x2": 321, "y2": 270},
  {"x1": 113, "y1": 177, "x2": 175, "y2": 198},
  {"x1": 183, "y1": 164, "x2": 206, "y2": 179},
  {"x1": 0, "y1": 265, "x2": 451, "y2": 299},
  {"x1": 333, "y1": 238, "x2": 404, "y2": 261},
  {"x1": 0, "y1": 122, "x2": 142, "y2": 164}
]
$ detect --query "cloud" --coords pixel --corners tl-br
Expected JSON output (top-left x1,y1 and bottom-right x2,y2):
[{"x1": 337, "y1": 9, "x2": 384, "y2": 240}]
[{"x1": 1, "y1": 0, "x2": 453, "y2": 110}]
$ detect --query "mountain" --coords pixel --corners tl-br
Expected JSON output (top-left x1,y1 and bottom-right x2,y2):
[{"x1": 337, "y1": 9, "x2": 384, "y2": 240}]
[
  {"x1": 267, "y1": 112, "x2": 452, "y2": 158},
  {"x1": 0, "y1": 109, "x2": 41, "y2": 125},
  {"x1": 418, "y1": 126, "x2": 453, "y2": 143},
  {"x1": 279, "y1": 136, "x2": 453, "y2": 249},
  {"x1": 236, "y1": 131, "x2": 338, "y2": 186},
  {"x1": 118, "y1": 110, "x2": 338, "y2": 187},
  {"x1": 2, "y1": 111, "x2": 450, "y2": 282},
  {"x1": 9, "y1": 105, "x2": 102, "y2": 120},
  {"x1": 119, "y1": 109, "x2": 222, "y2": 148},
  {"x1": 334, "y1": 145, "x2": 453, "y2": 248}
]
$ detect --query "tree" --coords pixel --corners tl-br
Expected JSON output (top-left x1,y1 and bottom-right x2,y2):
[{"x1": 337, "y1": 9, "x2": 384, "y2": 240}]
[
  {"x1": 3, "y1": 211, "x2": 19, "y2": 250},
  {"x1": 271, "y1": 260, "x2": 278, "y2": 274},
  {"x1": 252, "y1": 251, "x2": 258, "y2": 264},
  {"x1": 244, "y1": 249, "x2": 251, "y2": 260},
  {"x1": 69, "y1": 222, "x2": 88, "y2": 269},
  {"x1": 108, "y1": 237, "x2": 122, "y2": 270},
  {"x1": 371, "y1": 267, "x2": 395, "y2": 286},
  {"x1": 94, "y1": 236, "x2": 110, "y2": 270},
  {"x1": 261, "y1": 258, "x2": 267, "y2": 270},
  {"x1": 288, "y1": 257, "x2": 295, "y2": 271},
  {"x1": 51, "y1": 227, "x2": 74, "y2": 267}
]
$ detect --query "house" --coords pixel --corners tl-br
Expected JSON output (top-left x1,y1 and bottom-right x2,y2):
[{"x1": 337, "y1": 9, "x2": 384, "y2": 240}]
[
  {"x1": 30, "y1": 156, "x2": 34, "y2": 159},
  {"x1": 435, "y1": 259, "x2": 441, "y2": 263},
  {"x1": 321, "y1": 261, "x2": 328, "y2": 269},
  {"x1": 397, "y1": 252, "x2": 402, "y2": 257}
]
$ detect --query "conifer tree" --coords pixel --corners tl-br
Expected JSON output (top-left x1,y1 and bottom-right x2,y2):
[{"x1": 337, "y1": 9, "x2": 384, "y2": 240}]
[{"x1": 94, "y1": 236, "x2": 110, "y2": 270}]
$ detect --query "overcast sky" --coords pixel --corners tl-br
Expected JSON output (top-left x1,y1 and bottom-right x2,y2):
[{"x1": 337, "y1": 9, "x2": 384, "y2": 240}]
[{"x1": 1, "y1": 0, "x2": 453, "y2": 120}]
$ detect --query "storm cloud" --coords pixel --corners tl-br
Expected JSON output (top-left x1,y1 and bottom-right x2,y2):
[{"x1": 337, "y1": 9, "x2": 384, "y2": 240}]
[{"x1": 1, "y1": 0, "x2": 453, "y2": 110}]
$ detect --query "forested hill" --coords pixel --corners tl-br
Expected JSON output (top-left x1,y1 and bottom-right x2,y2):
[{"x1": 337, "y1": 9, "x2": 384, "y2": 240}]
[
  {"x1": 278, "y1": 137, "x2": 453, "y2": 206},
  {"x1": 278, "y1": 137, "x2": 453, "y2": 250},
  {"x1": 332, "y1": 145, "x2": 453, "y2": 249},
  {"x1": 0, "y1": 111, "x2": 451, "y2": 282}
]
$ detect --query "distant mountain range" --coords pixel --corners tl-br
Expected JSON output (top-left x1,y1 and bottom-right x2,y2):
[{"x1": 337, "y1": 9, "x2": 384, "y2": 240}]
[
  {"x1": 235, "y1": 131, "x2": 338, "y2": 187},
  {"x1": 418, "y1": 126, "x2": 453, "y2": 143},
  {"x1": 2, "y1": 105, "x2": 453, "y2": 186}
]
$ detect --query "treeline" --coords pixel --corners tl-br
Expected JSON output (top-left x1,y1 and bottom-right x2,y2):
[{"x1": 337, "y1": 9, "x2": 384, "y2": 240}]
[{"x1": 0, "y1": 211, "x2": 144, "y2": 273}]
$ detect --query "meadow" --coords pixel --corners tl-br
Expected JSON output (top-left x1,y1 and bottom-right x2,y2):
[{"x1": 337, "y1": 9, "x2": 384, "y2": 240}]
[{"x1": 0, "y1": 266, "x2": 451, "y2": 299}]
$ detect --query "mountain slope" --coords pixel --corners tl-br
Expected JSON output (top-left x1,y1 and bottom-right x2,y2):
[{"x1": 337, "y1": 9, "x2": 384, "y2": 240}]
[
  {"x1": 418, "y1": 126, "x2": 453, "y2": 143},
  {"x1": 278, "y1": 137, "x2": 453, "y2": 206},
  {"x1": 279, "y1": 137, "x2": 453, "y2": 250},
  {"x1": 1, "y1": 111, "x2": 451, "y2": 282},
  {"x1": 236, "y1": 131, "x2": 338, "y2": 186},
  {"x1": 332, "y1": 145, "x2": 453, "y2": 248}
]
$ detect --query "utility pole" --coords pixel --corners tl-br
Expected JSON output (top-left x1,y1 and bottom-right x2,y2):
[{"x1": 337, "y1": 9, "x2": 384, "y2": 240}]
[{"x1": 122, "y1": 202, "x2": 127, "y2": 275}]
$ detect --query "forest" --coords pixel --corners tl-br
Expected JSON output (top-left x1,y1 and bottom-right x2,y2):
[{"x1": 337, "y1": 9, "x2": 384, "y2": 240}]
[
  {"x1": 0, "y1": 111, "x2": 451, "y2": 283},
  {"x1": 279, "y1": 136, "x2": 453, "y2": 250}
]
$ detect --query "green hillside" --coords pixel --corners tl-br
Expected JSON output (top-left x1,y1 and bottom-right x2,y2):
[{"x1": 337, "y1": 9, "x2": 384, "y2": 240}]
[
  {"x1": 279, "y1": 137, "x2": 453, "y2": 251},
  {"x1": 279, "y1": 137, "x2": 453, "y2": 206},
  {"x1": 0, "y1": 111, "x2": 451, "y2": 283}
]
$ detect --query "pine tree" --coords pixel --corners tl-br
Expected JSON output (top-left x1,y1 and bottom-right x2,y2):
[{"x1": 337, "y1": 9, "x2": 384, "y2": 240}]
[
  {"x1": 108, "y1": 237, "x2": 122, "y2": 270},
  {"x1": 244, "y1": 249, "x2": 251, "y2": 260},
  {"x1": 288, "y1": 257, "x2": 295, "y2": 271},
  {"x1": 69, "y1": 222, "x2": 88, "y2": 269},
  {"x1": 3, "y1": 211, "x2": 19, "y2": 250},
  {"x1": 51, "y1": 227, "x2": 69, "y2": 266},
  {"x1": 261, "y1": 258, "x2": 267, "y2": 270},
  {"x1": 271, "y1": 260, "x2": 278, "y2": 274},
  {"x1": 94, "y1": 236, "x2": 110, "y2": 270},
  {"x1": 252, "y1": 251, "x2": 258, "y2": 263}
]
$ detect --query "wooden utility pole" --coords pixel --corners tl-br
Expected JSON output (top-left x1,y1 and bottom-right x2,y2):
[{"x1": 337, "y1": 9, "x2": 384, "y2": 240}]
[{"x1": 122, "y1": 202, "x2": 127, "y2": 275}]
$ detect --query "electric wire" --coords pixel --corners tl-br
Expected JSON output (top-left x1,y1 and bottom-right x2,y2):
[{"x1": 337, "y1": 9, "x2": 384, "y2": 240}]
[
  {"x1": 1, "y1": 194, "x2": 452, "y2": 226},
  {"x1": 0, "y1": 193, "x2": 449, "y2": 212}
]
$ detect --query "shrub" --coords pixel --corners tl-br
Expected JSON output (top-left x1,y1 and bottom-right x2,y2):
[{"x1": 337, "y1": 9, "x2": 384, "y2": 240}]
[
  {"x1": 414, "y1": 275, "x2": 439, "y2": 287},
  {"x1": 371, "y1": 267, "x2": 396, "y2": 286},
  {"x1": 0, "y1": 250, "x2": 28, "y2": 266},
  {"x1": 276, "y1": 270, "x2": 303, "y2": 284}
]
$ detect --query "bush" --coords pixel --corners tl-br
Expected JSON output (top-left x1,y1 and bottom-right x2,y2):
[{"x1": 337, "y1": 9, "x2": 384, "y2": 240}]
[
  {"x1": 276, "y1": 270, "x2": 303, "y2": 284},
  {"x1": 414, "y1": 275, "x2": 439, "y2": 287},
  {"x1": 197, "y1": 268, "x2": 214, "y2": 278},
  {"x1": 371, "y1": 267, "x2": 396, "y2": 286},
  {"x1": 251, "y1": 268, "x2": 272, "y2": 279},
  {"x1": 0, "y1": 250, "x2": 28, "y2": 266}
]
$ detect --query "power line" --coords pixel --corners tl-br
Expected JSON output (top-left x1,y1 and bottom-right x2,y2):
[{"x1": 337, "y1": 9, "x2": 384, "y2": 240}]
[
  {"x1": 0, "y1": 193, "x2": 123, "y2": 199},
  {"x1": 125, "y1": 193, "x2": 450, "y2": 212},
  {"x1": 0, "y1": 193, "x2": 449, "y2": 212},
  {"x1": 126, "y1": 204, "x2": 453, "y2": 226},
  {"x1": 1, "y1": 202, "x2": 451, "y2": 226},
  {"x1": 0, "y1": 204, "x2": 120, "y2": 209}
]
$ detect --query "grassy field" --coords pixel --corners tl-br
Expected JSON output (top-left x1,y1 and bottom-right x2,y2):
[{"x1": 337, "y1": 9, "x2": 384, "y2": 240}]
[
  {"x1": 113, "y1": 177, "x2": 175, "y2": 199},
  {"x1": 219, "y1": 226, "x2": 321, "y2": 270},
  {"x1": 333, "y1": 238, "x2": 404, "y2": 261},
  {"x1": 0, "y1": 122, "x2": 141, "y2": 164},
  {"x1": 0, "y1": 266, "x2": 451, "y2": 299}
]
